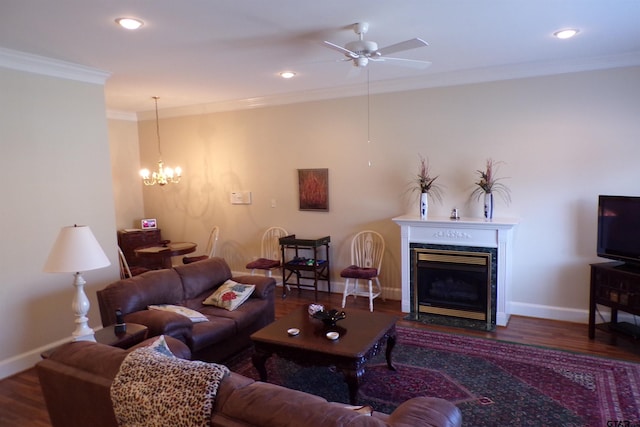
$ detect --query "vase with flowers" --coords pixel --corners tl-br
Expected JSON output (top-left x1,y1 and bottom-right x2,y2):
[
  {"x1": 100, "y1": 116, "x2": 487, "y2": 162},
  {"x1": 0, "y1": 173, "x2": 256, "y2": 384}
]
[
  {"x1": 410, "y1": 155, "x2": 443, "y2": 220},
  {"x1": 470, "y1": 158, "x2": 511, "y2": 220}
]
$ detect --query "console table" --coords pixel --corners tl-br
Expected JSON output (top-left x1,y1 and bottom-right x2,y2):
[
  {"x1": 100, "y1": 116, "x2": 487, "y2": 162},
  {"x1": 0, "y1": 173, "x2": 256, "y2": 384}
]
[
  {"x1": 589, "y1": 261, "x2": 640, "y2": 343},
  {"x1": 280, "y1": 235, "x2": 330, "y2": 301}
]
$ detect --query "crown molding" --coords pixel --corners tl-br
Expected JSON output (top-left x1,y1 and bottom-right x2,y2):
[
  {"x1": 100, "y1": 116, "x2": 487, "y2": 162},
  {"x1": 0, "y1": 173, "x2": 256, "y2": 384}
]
[
  {"x1": 0, "y1": 47, "x2": 110, "y2": 84},
  {"x1": 136, "y1": 50, "x2": 640, "y2": 120},
  {"x1": 106, "y1": 110, "x2": 138, "y2": 121}
]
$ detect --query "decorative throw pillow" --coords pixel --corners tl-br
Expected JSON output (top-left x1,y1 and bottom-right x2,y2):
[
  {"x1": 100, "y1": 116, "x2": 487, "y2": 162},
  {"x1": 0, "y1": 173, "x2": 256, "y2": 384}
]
[
  {"x1": 148, "y1": 304, "x2": 209, "y2": 323},
  {"x1": 203, "y1": 280, "x2": 255, "y2": 311},
  {"x1": 147, "y1": 335, "x2": 175, "y2": 358}
]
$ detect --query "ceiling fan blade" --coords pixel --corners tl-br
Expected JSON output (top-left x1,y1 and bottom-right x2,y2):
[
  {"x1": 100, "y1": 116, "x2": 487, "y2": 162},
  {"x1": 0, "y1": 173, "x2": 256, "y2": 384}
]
[
  {"x1": 323, "y1": 40, "x2": 359, "y2": 59},
  {"x1": 376, "y1": 38, "x2": 428, "y2": 56},
  {"x1": 370, "y1": 56, "x2": 432, "y2": 69}
]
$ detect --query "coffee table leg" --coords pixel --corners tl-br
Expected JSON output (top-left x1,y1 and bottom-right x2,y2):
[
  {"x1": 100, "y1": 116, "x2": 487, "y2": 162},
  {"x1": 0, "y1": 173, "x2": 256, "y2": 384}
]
[
  {"x1": 386, "y1": 334, "x2": 397, "y2": 371},
  {"x1": 251, "y1": 349, "x2": 271, "y2": 381},
  {"x1": 344, "y1": 368, "x2": 364, "y2": 405}
]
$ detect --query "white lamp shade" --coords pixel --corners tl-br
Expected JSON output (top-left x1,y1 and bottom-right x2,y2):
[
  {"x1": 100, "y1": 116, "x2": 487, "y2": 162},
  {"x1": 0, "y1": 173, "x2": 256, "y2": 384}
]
[{"x1": 44, "y1": 225, "x2": 110, "y2": 273}]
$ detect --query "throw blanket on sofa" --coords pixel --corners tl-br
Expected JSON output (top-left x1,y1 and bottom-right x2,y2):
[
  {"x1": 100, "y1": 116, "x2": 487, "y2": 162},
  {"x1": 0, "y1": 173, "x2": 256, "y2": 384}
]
[{"x1": 111, "y1": 346, "x2": 229, "y2": 427}]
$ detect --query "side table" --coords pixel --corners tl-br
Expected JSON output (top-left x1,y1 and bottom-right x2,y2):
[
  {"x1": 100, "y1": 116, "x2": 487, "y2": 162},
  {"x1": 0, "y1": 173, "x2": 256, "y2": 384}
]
[{"x1": 94, "y1": 323, "x2": 149, "y2": 349}]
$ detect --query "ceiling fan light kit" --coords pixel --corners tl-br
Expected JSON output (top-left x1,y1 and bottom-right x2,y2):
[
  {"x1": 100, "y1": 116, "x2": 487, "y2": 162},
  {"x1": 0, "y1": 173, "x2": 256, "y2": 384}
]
[{"x1": 323, "y1": 22, "x2": 431, "y2": 68}]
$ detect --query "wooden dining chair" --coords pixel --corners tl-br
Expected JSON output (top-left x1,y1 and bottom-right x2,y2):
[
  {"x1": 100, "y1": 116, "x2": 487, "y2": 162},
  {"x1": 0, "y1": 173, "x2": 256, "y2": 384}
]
[
  {"x1": 246, "y1": 226, "x2": 288, "y2": 277},
  {"x1": 183, "y1": 226, "x2": 220, "y2": 264},
  {"x1": 340, "y1": 230, "x2": 385, "y2": 312},
  {"x1": 118, "y1": 246, "x2": 150, "y2": 279}
]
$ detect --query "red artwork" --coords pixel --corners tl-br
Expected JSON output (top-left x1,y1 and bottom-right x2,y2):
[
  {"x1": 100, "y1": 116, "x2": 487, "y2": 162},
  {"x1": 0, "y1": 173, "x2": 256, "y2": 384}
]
[{"x1": 298, "y1": 169, "x2": 329, "y2": 211}]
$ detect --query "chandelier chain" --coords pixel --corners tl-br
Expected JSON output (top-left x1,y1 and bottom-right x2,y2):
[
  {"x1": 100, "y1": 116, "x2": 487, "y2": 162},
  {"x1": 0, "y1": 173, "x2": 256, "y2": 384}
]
[{"x1": 153, "y1": 96, "x2": 162, "y2": 159}]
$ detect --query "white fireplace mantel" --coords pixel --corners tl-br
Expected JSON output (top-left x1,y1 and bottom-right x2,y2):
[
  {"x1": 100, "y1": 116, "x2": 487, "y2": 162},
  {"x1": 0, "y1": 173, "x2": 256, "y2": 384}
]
[{"x1": 392, "y1": 214, "x2": 519, "y2": 327}]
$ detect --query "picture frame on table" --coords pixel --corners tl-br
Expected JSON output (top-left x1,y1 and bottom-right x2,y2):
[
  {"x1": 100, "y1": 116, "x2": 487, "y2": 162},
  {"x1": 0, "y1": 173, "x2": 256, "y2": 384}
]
[{"x1": 141, "y1": 218, "x2": 157, "y2": 229}]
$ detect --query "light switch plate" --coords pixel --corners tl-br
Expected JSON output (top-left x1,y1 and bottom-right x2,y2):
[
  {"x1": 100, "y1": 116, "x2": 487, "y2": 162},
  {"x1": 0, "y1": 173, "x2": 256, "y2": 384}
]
[{"x1": 230, "y1": 191, "x2": 252, "y2": 205}]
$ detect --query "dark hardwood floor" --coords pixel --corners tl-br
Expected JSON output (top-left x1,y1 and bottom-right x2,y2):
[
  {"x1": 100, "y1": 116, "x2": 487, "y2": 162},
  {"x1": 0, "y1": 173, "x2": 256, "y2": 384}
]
[{"x1": 1, "y1": 290, "x2": 639, "y2": 426}]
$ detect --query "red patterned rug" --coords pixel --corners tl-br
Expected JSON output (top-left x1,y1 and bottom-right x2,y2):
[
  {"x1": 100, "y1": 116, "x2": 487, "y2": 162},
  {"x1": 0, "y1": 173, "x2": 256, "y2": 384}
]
[{"x1": 227, "y1": 326, "x2": 640, "y2": 426}]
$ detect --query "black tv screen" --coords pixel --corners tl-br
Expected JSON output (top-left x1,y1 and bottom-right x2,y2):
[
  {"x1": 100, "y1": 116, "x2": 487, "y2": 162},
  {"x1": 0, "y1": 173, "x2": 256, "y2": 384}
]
[{"x1": 597, "y1": 195, "x2": 640, "y2": 265}]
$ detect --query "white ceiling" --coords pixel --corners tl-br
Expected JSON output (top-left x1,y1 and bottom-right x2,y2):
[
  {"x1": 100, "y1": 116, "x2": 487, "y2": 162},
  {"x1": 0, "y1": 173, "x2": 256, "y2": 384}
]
[{"x1": 1, "y1": 1, "x2": 640, "y2": 116}]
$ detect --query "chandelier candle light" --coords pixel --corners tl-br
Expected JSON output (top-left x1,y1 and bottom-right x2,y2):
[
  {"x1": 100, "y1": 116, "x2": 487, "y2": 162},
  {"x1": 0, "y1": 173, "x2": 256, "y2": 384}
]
[
  {"x1": 140, "y1": 96, "x2": 182, "y2": 186},
  {"x1": 43, "y1": 225, "x2": 110, "y2": 342}
]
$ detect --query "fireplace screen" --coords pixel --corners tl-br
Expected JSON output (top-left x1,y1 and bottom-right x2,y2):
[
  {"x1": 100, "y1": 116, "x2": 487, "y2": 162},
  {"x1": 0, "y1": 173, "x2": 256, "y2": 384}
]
[{"x1": 412, "y1": 248, "x2": 492, "y2": 322}]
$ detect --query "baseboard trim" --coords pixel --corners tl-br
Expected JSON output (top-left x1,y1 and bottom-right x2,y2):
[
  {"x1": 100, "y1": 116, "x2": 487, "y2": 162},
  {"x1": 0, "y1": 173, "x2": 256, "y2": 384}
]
[
  {"x1": 0, "y1": 335, "x2": 71, "y2": 380},
  {"x1": 509, "y1": 301, "x2": 637, "y2": 325},
  {"x1": 232, "y1": 270, "x2": 402, "y2": 302}
]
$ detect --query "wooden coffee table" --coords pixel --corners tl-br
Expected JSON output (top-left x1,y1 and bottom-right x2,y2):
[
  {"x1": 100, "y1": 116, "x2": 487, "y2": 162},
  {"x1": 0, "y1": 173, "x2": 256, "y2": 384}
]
[{"x1": 250, "y1": 307, "x2": 397, "y2": 405}]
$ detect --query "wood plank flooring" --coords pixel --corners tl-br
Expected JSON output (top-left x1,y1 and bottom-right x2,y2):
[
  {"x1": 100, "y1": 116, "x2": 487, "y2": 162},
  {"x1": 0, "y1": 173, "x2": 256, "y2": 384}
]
[{"x1": 1, "y1": 291, "x2": 638, "y2": 427}]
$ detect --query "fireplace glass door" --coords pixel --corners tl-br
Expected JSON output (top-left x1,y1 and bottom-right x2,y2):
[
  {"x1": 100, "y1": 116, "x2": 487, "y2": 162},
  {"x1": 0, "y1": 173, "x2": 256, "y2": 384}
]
[{"x1": 412, "y1": 248, "x2": 492, "y2": 322}]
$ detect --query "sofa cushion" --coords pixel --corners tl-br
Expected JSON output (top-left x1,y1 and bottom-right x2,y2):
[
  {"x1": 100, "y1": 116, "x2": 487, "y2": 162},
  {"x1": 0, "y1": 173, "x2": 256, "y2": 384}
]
[
  {"x1": 191, "y1": 297, "x2": 270, "y2": 332},
  {"x1": 148, "y1": 304, "x2": 209, "y2": 322},
  {"x1": 175, "y1": 257, "x2": 233, "y2": 300},
  {"x1": 203, "y1": 280, "x2": 255, "y2": 311},
  {"x1": 97, "y1": 269, "x2": 183, "y2": 326},
  {"x1": 188, "y1": 316, "x2": 237, "y2": 353}
]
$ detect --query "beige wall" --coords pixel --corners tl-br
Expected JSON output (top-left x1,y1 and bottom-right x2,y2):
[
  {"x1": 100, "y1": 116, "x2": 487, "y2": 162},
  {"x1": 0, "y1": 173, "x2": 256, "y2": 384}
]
[
  {"x1": 0, "y1": 66, "x2": 119, "y2": 378},
  {"x1": 134, "y1": 66, "x2": 640, "y2": 321},
  {"x1": 108, "y1": 118, "x2": 145, "y2": 230}
]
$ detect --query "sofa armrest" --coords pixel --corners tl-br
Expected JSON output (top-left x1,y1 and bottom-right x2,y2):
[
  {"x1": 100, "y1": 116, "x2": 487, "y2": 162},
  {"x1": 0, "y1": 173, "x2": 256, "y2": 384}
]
[
  {"x1": 387, "y1": 397, "x2": 462, "y2": 427},
  {"x1": 231, "y1": 275, "x2": 276, "y2": 300},
  {"x1": 37, "y1": 358, "x2": 118, "y2": 427},
  {"x1": 124, "y1": 310, "x2": 193, "y2": 343}
]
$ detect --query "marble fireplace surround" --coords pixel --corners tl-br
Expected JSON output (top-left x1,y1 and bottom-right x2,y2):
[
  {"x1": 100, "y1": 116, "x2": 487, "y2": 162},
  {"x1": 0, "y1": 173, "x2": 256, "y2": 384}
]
[{"x1": 392, "y1": 215, "x2": 519, "y2": 327}]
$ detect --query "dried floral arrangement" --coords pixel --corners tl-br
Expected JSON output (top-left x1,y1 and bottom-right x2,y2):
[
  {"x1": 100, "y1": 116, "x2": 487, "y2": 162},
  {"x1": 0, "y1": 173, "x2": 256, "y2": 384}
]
[
  {"x1": 470, "y1": 158, "x2": 511, "y2": 204},
  {"x1": 410, "y1": 155, "x2": 444, "y2": 203}
]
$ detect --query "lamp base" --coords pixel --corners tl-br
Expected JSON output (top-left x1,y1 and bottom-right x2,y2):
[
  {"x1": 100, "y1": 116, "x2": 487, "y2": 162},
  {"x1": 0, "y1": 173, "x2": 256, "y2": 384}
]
[{"x1": 71, "y1": 272, "x2": 96, "y2": 342}]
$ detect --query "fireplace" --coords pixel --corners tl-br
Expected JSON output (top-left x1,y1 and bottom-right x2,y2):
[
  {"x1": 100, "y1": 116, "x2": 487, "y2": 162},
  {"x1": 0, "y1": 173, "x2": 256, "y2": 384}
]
[
  {"x1": 393, "y1": 215, "x2": 518, "y2": 328},
  {"x1": 411, "y1": 245, "x2": 497, "y2": 328}
]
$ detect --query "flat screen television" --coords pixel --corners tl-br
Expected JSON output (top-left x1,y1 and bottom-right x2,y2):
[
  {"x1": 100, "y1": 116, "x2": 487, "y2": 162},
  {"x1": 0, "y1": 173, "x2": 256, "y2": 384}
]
[{"x1": 597, "y1": 195, "x2": 640, "y2": 266}]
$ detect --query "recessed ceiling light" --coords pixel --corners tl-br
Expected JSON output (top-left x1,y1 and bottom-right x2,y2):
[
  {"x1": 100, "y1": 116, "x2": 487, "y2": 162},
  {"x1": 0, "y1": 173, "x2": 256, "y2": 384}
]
[
  {"x1": 115, "y1": 17, "x2": 144, "y2": 30},
  {"x1": 279, "y1": 71, "x2": 296, "y2": 79},
  {"x1": 553, "y1": 29, "x2": 579, "y2": 39}
]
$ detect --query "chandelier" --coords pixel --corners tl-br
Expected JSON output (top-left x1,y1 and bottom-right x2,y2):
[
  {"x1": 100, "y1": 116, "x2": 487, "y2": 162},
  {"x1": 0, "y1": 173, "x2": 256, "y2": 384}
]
[{"x1": 140, "y1": 96, "x2": 182, "y2": 186}]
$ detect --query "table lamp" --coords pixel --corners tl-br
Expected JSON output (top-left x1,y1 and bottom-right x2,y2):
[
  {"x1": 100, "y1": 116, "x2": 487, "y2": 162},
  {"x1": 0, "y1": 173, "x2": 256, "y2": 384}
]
[{"x1": 43, "y1": 225, "x2": 111, "y2": 342}]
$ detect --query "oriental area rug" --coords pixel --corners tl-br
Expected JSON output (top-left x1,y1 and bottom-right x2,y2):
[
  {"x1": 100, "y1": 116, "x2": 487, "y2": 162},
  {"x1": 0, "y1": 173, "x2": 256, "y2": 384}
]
[{"x1": 227, "y1": 326, "x2": 640, "y2": 427}]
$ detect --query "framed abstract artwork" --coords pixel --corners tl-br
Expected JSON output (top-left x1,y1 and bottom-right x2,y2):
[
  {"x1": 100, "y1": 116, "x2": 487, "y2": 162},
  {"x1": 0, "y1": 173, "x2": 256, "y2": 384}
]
[{"x1": 298, "y1": 168, "x2": 329, "y2": 211}]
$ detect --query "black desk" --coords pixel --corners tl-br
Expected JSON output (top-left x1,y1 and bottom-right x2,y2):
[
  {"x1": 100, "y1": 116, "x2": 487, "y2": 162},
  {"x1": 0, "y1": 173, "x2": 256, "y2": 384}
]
[{"x1": 280, "y1": 235, "x2": 330, "y2": 301}]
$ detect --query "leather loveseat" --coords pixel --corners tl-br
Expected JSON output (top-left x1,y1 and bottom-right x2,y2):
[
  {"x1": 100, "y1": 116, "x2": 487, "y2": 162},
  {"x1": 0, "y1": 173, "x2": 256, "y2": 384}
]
[
  {"x1": 36, "y1": 337, "x2": 463, "y2": 427},
  {"x1": 97, "y1": 257, "x2": 276, "y2": 362}
]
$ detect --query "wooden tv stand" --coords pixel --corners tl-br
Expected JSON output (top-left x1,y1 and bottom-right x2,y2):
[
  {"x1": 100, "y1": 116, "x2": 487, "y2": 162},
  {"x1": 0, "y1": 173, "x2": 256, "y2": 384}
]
[{"x1": 589, "y1": 261, "x2": 640, "y2": 343}]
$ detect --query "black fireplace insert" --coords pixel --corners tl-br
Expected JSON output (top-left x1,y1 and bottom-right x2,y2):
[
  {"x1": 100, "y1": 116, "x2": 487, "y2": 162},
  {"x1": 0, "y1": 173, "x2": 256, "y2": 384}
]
[{"x1": 411, "y1": 245, "x2": 496, "y2": 328}]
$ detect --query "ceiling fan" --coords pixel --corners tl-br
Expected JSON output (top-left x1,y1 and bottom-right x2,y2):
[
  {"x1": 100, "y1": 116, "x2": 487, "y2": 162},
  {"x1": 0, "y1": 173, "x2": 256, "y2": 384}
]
[{"x1": 323, "y1": 22, "x2": 431, "y2": 69}]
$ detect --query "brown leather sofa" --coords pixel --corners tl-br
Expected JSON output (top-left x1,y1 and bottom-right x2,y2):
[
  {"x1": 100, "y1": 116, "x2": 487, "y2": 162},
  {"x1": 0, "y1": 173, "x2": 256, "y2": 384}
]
[
  {"x1": 37, "y1": 338, "x2": 463, "y2": 427},
  {"x1": 97, "y1": 257, "x2": 276, "y2": 362}
]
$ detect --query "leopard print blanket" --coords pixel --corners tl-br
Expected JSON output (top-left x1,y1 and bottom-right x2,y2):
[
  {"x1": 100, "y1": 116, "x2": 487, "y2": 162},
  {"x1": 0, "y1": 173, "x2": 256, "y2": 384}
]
[{"x1": 111, "y1": 347, "x2": 229, "y2": 427}]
